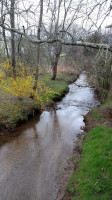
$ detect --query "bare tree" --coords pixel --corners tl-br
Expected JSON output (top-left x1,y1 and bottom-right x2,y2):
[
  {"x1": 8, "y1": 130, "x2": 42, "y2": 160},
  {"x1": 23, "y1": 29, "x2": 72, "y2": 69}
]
[
  {"x1": 45, "y1": 0, "x2": 90, "y2": 80},
  {"x1": 0, "y1": 0, "x2": 112, "y2": 81},
  {"x1": 10, "y1": 0, "x2": 16, "y2": 77},
  {"x1": 33, "y1": 0, "x2": 43, "y2": 90},
  {"x1": 1, "y1": 0, "x2": 9, "y2": 58}
]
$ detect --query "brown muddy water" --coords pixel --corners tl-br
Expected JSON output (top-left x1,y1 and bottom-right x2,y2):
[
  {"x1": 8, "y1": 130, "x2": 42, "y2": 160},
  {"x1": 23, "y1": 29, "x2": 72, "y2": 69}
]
[{"x1": 0, "y1": 73, "x2": 100, "y2": 200}]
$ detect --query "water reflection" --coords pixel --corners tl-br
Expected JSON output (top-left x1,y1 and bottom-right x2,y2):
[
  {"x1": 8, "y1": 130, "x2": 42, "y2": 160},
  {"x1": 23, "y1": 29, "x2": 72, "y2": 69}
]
[{"x1": 0, "y1": 73, "x2": 100, "y2": 200}]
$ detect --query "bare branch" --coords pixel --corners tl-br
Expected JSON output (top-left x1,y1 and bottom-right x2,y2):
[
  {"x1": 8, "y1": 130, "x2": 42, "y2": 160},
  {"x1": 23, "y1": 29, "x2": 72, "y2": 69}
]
[{"x1": 0, "y1": 22, "x2": 111, "y2": 51}]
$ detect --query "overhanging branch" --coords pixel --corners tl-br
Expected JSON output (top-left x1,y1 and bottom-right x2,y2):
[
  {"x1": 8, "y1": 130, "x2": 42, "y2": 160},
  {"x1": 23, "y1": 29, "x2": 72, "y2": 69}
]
[{"x1": 0, "y1": 23, "x2": 111, "y2": 52}]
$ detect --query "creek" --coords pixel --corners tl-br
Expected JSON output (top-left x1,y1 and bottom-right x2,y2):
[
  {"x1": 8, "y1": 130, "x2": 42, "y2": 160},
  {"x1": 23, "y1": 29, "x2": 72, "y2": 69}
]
[{"x1": 0, "y1": 73, "x2": 100, "y2": 200}]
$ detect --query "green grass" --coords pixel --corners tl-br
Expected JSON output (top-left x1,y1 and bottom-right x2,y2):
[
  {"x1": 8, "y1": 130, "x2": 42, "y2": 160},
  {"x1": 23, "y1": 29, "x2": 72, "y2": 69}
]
[
  {"x1": 40, "y1": 73, "x2": 70, "y2": 91},
  {"x1": 91, "y1": 110, "x2": 105, "y2": 122},
  {"x1": 92, "y1": 111, "x2": 102, "y2": 119},
  {"x1": 68, "y1": 126, "x2": 112, "y2": 200},
  {"x1": 39, "y1": 73, "x2": 71, "y2": 103},
  {"x1": 100, "y1": 98, "x2": 112, "y2": 108}
]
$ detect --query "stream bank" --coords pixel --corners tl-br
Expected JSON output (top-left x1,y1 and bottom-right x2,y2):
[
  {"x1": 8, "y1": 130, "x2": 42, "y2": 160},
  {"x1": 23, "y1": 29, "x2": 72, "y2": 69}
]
[
  {"x1": 0, "y1": 73, "x2": 78, "y2": 135},
  {"x1": 57, "y1": 78, "x2": 112, "y2": 200}
]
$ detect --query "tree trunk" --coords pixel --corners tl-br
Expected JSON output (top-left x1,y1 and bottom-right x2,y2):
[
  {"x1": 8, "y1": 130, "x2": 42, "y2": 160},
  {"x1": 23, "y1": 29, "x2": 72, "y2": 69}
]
[
  {"x1": 52, "y1": 43, "x2": 62, "y2": 80},
  {"x1": 10, "y1": 0, "x2": 16, "y2": 77},
  {"x1": 52, "y1": 63, "x2": 57, "y2": 80},
  {"x1": 33, "y1": 0, "x2": 43, "y2": 90},
  {"x1": 1, "y1": 0, "x2": 9, "y2": 58},
  {"x1": 3, "y1": 28, "x2": 9, "y2": 58},
  {"x1": 52, "y1": 53, "x2": 59, "y2": 80}
]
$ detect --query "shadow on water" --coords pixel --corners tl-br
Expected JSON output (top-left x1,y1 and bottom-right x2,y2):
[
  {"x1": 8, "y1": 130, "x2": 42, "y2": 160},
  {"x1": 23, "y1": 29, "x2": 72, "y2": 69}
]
[{"x1": 0, "y1": 73, "x2": 100, "y2": 200}]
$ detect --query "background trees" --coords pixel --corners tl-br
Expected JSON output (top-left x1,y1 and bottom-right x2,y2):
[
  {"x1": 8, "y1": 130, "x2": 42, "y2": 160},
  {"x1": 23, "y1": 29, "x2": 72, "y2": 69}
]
[{"x1": 0, "y1": 0, "x2": 112, "y2": 87}]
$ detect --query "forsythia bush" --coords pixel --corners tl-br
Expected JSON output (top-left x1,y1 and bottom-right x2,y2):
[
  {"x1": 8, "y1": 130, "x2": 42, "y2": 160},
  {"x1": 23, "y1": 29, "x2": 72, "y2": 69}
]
[
  {"x1": 2, "y1": 76, "x2": 33, "y2": 99},
  {"x1": 0, "y1": 60, "x2": 53, "y2": 108},
  {"x1": 0, "y1": 68, "x2": 5, "y2": 80},
  {"x1": 1, "y1": 59, "x2": 32, "y2": 77},
  {"x1": 1, "y1": 59, "x2": 13, "y2": 76}
]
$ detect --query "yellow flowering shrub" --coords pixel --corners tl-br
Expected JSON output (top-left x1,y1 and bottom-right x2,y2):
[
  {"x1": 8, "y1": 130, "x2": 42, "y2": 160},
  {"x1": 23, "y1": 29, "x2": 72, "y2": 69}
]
[
  {"x1": 16, "y1": 62, "x2": 33, "y2": 77},
  {"x1": 0, "y1": 68, "x2": 5, "y2": 80},
  {"x1": 1, "y1": 59, "x2": 13, "y2": 76},
  {"x1": 1, "y1": 59, "x2": 34, "y2": 77},
  {"x1": 30, "y1": 80, "x2": 53, "y2": 109},
  {"x1": 2, "y1": 76, "x2": 33, "y2": 99},
  {"x1": 0, "y1": 60, "x2": 53, "y2": 109}
]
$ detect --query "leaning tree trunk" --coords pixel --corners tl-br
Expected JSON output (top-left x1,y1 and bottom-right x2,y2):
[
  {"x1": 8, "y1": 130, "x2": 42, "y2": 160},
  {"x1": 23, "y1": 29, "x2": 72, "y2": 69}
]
[{"x1": 10, "y1": 0, "x2": 16, "y2": 77}]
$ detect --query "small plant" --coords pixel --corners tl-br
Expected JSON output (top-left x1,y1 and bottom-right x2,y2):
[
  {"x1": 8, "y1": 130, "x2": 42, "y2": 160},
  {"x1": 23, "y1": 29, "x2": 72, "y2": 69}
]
[{"x1": 68, "y1": 187, "x2": 75, "y2": 194}]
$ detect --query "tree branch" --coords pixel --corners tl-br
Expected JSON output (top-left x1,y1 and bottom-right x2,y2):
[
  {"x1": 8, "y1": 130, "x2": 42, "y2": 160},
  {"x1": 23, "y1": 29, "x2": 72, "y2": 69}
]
[{"x1": 0, "y1": 23, "x2": 111, "y2": 51}]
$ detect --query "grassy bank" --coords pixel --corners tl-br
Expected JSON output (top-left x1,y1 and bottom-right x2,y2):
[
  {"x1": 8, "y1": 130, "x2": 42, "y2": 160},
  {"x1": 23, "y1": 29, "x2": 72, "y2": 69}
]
[
  {"x1": 0, "y1": 72, "x2": 77, "y2": 135},
  {"x1": 66, "y1": 88, "x2": 112, "y2": 199}
]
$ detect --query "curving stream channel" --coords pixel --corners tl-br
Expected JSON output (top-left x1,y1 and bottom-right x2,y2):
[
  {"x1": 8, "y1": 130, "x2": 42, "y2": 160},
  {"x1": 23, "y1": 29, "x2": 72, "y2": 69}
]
[{"x1": 0, "y1": 73, "x2": 100, "y2": 200}]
